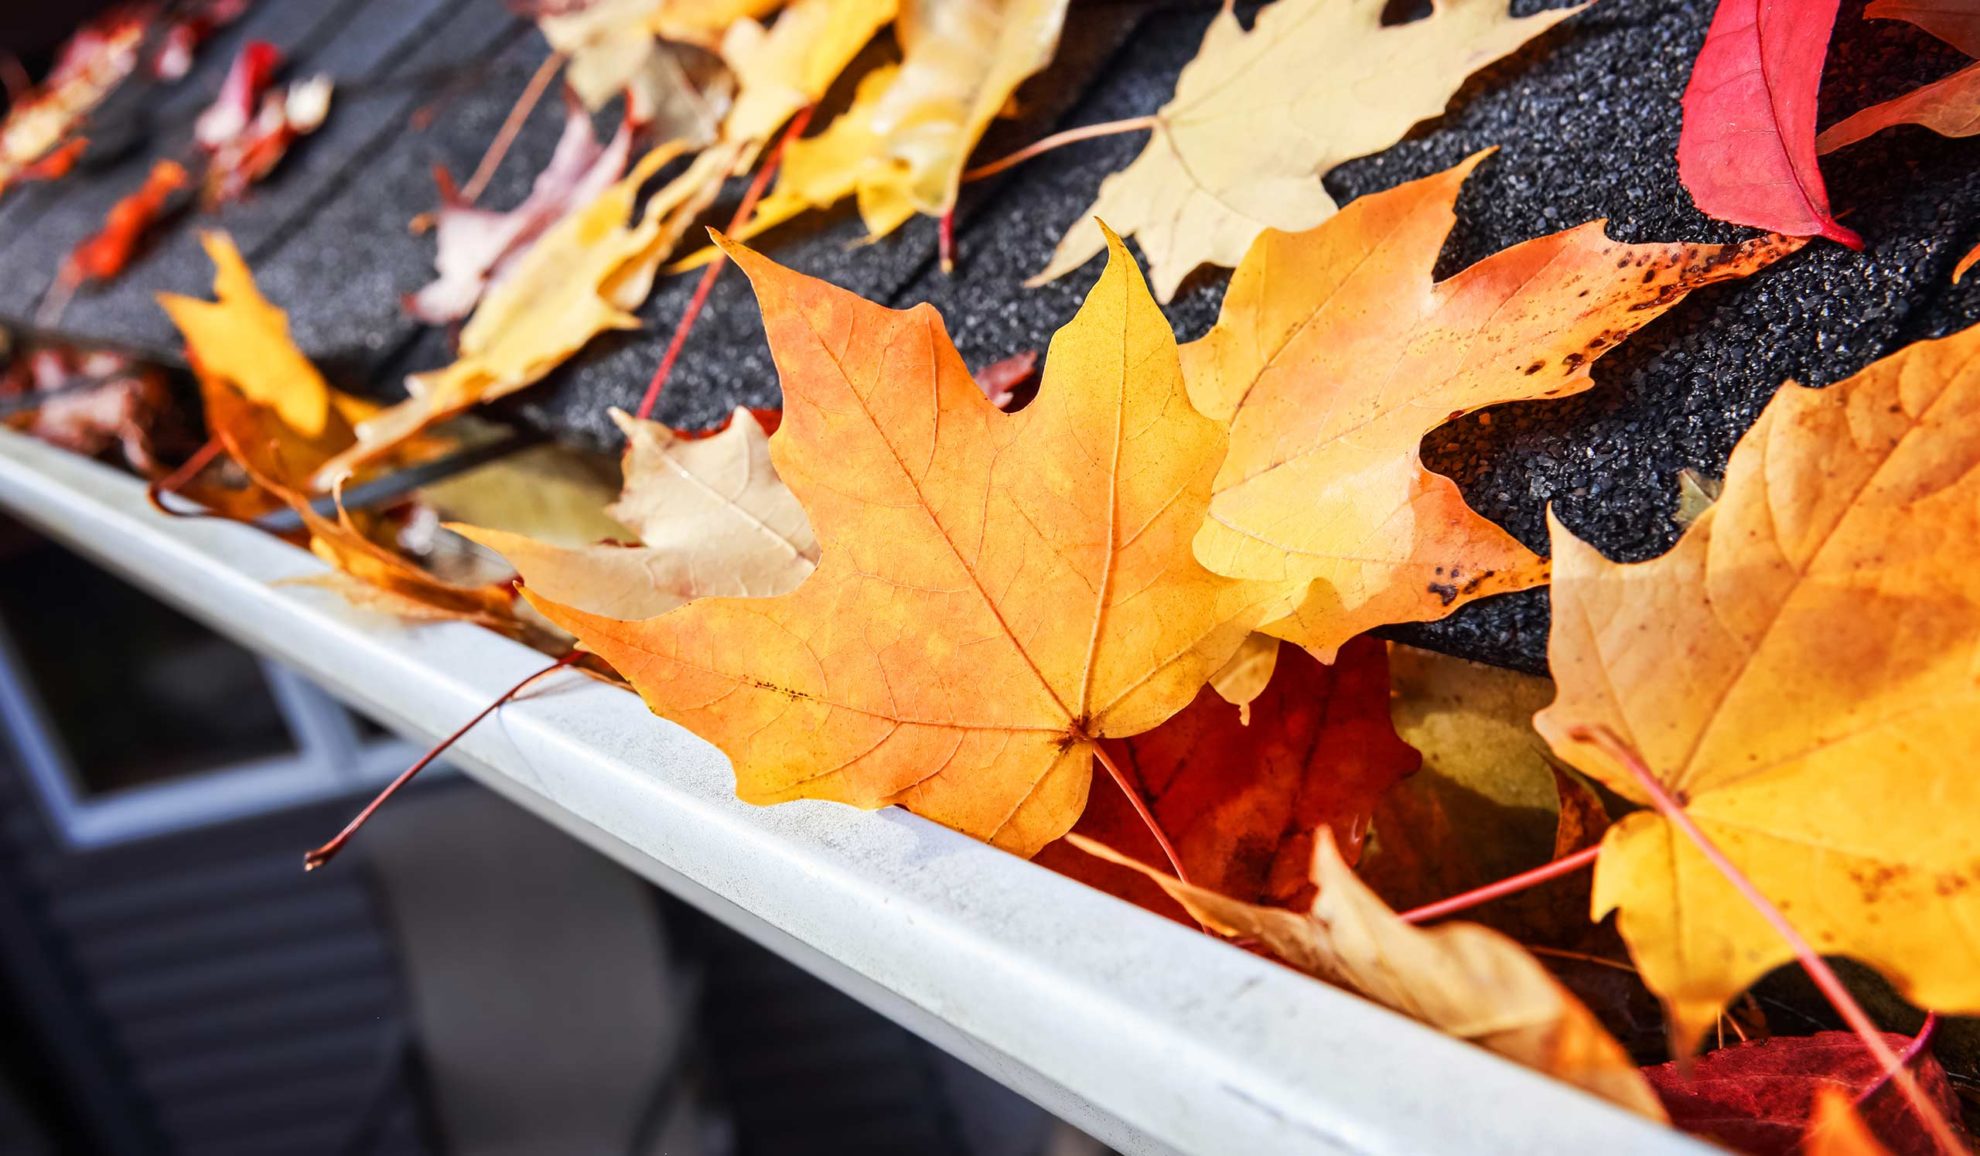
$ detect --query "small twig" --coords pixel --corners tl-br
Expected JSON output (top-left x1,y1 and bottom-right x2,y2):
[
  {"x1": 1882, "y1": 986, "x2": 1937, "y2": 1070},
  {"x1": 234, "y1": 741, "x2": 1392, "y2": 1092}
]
[
  {"x1": 1397, "y1": 845, "x2": 1600, "y2": 924},
  {"x1": 1090, "y1": 742, "x2": 1192, "y2": 887},
  {"x1": 633, "y1": 105, "x2": 814, "y2": 423},
  {"x1": 1570, "y1": 725, "x2": 1965, "y2": 1156},
  {"x1": 938, "y1": 203, "x2": 957, "y2": 274},
  {"x1": 304, "y1": 651, "x2": 580, "y2": 870},
  {"x1": 458, "y1": 51, "x2": 563, "y2": 205},
  {"x1": 961, "y1": 115, "x2": 1160, "y2": 183}
]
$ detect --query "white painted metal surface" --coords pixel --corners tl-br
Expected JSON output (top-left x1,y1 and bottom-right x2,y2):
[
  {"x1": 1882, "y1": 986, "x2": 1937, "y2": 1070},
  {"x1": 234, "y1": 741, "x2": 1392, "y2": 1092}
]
[{"x1": 0, "y1": 428, "x2": 1703, "y2": 1156}]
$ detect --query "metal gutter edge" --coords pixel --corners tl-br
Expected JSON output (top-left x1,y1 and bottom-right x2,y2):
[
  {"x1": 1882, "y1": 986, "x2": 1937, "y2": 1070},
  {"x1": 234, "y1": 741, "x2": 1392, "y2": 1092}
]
[{"x1": 0, "y1": 429, "x2": 1703, "y2": 1156}]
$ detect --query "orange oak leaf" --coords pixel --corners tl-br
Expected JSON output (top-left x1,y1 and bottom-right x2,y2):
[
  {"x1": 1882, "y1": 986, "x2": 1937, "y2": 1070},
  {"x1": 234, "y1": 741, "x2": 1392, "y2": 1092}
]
[
  {"x1": 527, "y1": 228, "x2": 1272, "y2": 855},
  {"x1": 1184, "y1": 152, "x2": 1801, "y2": 661},
  {"x1": 1068, "y1": 830, "x2": 1666, "y2": 1119},
  {"x1": 1534, "y1": 320, "x2": 1980, "y2": 1054},
  {"x1": 1035, "y1": 635, "x2": 1418, "y2": 922}
]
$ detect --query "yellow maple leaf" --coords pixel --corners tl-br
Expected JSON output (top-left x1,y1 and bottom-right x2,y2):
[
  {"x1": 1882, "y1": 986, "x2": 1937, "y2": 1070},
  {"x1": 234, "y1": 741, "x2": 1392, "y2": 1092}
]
[
  {"x1": 527, "y1": 228, "x2": 1270, "y2": 856},
  {"x1": 1068, "y1": 830, "x2": 1665, "y2": 1119},
  {"x1": 715, "y1": 0, "x2": 1066, "y2": 242},
  {"x1": 159, "y1": 232, "x2": 381, "y2": 496},
  {"x1": 1031, "y1": 0, "x2": 1584, "y2": 301},
  {"x1": 1533, "y1": 321, "x2": 1980, "y2": 1054},
  {"x1": 316, "y1": 141, "x2": 736, "y2": 486},
  {"x1": 676, "y1": 63, "x2": 905, "y2": 270},
  {"x1": 457, "y1": 407, "x2": 818, "y2": 622},
  {"x1": 1185, "y1": 154, "x2": 1798, "y2": 661},
  {"x1": 855, "y1": 0, "x2": 1068, "y2": 226},
  {"x1": 721, "y1": 0, "x2": 898, "y2": 147}
]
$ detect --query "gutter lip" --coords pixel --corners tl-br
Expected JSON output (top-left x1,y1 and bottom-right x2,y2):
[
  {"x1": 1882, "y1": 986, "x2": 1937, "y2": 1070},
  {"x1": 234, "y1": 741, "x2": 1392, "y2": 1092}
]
[{"x1": 0, "y1": 427, "x2": 1701, "y2": 1156}]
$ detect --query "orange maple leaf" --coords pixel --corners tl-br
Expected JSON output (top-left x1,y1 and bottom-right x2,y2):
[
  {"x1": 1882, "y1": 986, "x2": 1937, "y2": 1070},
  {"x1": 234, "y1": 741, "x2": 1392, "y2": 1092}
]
[
  {"x1": 528, "y1": 227, "x2": 1272, "y2": 855},
  {"x1": 1185, "y1": 152, "x2": 1801, "y2": 660}
]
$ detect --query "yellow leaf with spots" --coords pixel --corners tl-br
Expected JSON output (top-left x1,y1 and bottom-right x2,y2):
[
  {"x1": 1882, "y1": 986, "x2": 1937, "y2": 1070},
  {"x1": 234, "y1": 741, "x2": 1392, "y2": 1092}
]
[
  {"x1": 1185, "y1": 154, "x2": 1798, "y2": 661},
  {"x1": 528, "y1": 228, "x2": 1271, "y2": 855},
  {"x1": 1535, "y1": 321, "x2": 1980, "y2": 1055}
]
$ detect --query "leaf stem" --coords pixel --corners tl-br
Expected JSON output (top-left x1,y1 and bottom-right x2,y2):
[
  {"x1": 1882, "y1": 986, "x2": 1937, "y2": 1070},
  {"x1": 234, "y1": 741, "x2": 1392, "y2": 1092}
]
[
  {"x1": 303, "y1": 651, "x2": 580, "y2": 871},
  {"x1": 1570, "y1": 725, "x2": 1964, "y2": 1156},
  {"x1": 633, "y1": 105, "x2": 814, "y2": 423},
  {"x1": 938, "y1": 202, "x2": 957, "y2": 274},
  {"x1": 1397, "y1": 844, "x2": 1599, "y2": 924},
  {"x1": 961, "y1": 115, "x2": 1160, "y2": 183},
  {"x1": 145, "y1": 435, "x2": 225, "y2": 518},
  {"x1": 459, "y1": 51, "x2": 564, "y2": 205},
  {"x1": 1089, "y1": 742, "x2": 1192, "y2": 887},
  {"x1": 1855, "y1": 1012, "x2": 1939, "y2": 1111}
]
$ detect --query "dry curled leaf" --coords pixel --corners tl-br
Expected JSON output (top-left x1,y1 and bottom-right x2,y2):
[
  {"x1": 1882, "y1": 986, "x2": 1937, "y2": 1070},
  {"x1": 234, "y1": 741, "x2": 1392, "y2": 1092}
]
[
  {"x1": 528, "y1": 229, "x2": 1271, "y2": 855},
  {"x1": 538, "y1": 0, "x2": 746, "y2": 130},
  {"x1": 227, "y1": 436, "x2": 520, "y2": 633},
  {"x1": 407, "y1": 98, "x2": 631, "y2": 325},
  {"x1": 1068, "y1": 830, "x2": 1665, "y2": 1119},
  {"x1": 159, "y1": 232, "x2": 380, "y2": 500},
  {"x1": 678, "y1": 63, "x2": 903, "y2": 264},
  {"x1": 63, "y1": 158, "x2": 188, "y2": 288},
  {"x1": 1032, "y1": 0, "x2": 1583, "y2": 300},
  {"x1": 1184, "y1": 153, "x2": 1798, "y2": 661},
  {"x1": 1535, "y1": 320, "x2": 1980, "y2": 1054},
  {"x1": 1037, "y1": 636, "x2": 1418, "y2": 921},
  {"x1": 319, "y1": 141, "x2": 738, "y2": 485},
  {"x1": 1865, "y1": 0, "x2": 1980, "y2": 54},
  {"x1": 0, "y1": 9, "x2": 144, "y2": 196},
  {"x1": 722, "y1": 0, "x2": 1066, "y2": 238},
  {"x1": 456, "y1": 406, "x2": 817, "y2": 621},
  {"x1": 1357, "y1": 646, "x2": 1600, "y2": 947},
  {"x1": 721, "y1": 0, "x2": 898, "y2": 147}
]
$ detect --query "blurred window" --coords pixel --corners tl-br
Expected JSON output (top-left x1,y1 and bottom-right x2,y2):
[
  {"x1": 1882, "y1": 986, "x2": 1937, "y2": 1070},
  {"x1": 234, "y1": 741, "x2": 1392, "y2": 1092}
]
[{"x1": 0, "y1": 522, "x2": 422, "y2": 846}]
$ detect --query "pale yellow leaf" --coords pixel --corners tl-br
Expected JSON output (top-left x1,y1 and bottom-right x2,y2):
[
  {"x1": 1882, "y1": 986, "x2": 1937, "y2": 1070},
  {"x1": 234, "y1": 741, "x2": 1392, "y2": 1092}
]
[
  {"x1": 721, "y1": 0, "x2": 898, "y2": 147},
  {"x1": 317, "y1": 140, "x2": 738, "y2": 485},
  {"x1": 456, "y1": 407, "x2": 818, "y2": 621},
  {"x1": 1069, "y1": 831, "x2": 1665, "y2": 1119},
  {"x1": 1032, "y1": 0, "x2": 1583, "y2": 301}
]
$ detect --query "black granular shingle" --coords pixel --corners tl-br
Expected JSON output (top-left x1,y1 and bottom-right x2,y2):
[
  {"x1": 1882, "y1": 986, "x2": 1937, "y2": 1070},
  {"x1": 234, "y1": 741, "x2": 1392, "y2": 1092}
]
[{"x1": 11, "y1": 0, "x2": 1979, "y2": 673}]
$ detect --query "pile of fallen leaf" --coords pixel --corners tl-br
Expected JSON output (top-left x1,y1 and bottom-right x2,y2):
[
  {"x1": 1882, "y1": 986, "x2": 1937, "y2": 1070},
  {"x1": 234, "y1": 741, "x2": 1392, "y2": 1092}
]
[{"x1": 6, "y1": 0, "x2": 1980, "y2": 1151}]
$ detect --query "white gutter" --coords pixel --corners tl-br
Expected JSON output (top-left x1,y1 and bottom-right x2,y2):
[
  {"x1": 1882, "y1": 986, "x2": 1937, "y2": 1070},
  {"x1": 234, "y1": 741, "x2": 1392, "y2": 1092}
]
[{"x1": 0, "y1": 427, "x2": 1702, "y2": 1156}]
